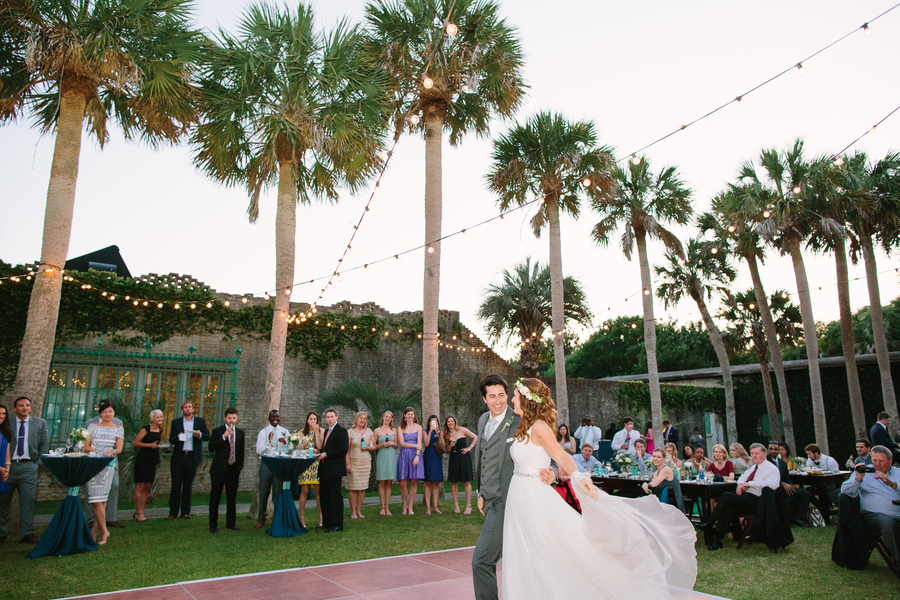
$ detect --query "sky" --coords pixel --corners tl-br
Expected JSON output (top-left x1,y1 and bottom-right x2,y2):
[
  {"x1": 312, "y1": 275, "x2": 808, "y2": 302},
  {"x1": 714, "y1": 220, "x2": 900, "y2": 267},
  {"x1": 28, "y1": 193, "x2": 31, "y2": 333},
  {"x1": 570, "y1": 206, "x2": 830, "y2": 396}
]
[{"x1": 2, "y1": 1, "x2": 900, "y2": 361}]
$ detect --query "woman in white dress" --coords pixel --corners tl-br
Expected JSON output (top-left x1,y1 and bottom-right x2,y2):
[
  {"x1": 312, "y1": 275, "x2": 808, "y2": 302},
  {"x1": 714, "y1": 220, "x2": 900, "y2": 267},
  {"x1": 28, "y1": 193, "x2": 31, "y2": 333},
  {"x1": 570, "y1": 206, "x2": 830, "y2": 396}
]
[{"x1": 503, "y1": 378, "x2": 697, "y2": 600}]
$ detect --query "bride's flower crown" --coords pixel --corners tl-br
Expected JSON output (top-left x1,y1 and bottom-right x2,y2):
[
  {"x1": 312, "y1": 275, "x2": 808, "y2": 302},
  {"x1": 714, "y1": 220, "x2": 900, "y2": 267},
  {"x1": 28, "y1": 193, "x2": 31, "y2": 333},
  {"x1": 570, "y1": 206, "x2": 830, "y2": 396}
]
[{"x1": 515, "y1": 379, "x2": 543, "y2": 404}]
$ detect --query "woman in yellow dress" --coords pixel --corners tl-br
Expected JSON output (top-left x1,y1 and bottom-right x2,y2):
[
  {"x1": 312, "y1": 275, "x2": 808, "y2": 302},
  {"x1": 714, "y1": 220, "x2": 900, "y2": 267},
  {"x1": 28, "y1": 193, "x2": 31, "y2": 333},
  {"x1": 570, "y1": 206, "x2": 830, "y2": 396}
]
[{"x1": 298, "y1": 412, "x2": 324, "y2": 529}]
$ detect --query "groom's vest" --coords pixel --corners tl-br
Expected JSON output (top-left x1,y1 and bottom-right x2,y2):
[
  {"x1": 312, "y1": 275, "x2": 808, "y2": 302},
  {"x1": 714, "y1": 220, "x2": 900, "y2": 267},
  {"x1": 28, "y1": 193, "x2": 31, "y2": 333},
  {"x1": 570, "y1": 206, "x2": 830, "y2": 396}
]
[{"x1": 477, "y1": 410, "x2": 519, "y2": 501}]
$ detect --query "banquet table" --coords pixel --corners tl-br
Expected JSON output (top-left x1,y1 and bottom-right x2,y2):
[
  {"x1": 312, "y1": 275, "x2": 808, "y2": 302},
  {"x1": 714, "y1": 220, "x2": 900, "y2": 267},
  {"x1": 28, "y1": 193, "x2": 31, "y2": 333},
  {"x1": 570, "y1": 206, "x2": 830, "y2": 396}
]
[
  {"x1": 591, "y1": 474, "x2": 737, "y2": 521},
  {"x1": 28, "y1": 455, "x2": 114, "y2": 558},
  {"x1": 790, "y1": 470, "x2": 851, "y2": 524},
  {"x1": 260, "y1": 455, "x2": 316, "y2": 537}
]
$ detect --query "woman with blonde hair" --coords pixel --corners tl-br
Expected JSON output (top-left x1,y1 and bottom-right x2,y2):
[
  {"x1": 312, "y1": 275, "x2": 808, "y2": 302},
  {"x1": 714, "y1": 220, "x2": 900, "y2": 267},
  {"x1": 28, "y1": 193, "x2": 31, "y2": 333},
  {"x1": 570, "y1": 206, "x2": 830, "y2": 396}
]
[
  {"x1": 502, "y1": 378, "x2": 697, "y2": 598},
  {"x1": 729, "y1": 442, "x2": 751, "y2": 474},
  {"x1": 346, "y1": 411, "x2": 374, "y2": 519},
  {"x1": 396, "y1": 407, "x2": 424, "y2": 515},
  {"x1": 373, "y1": 411, "x2": 397, "y2": 515},
  {"x1": 708, "y1": 444, "x2": 734, "y2": 481},
  {"x1": 663, "y1": 442, "x2": 682, "y2": 469},
  {"x1": 132, "y1": 409, "x2": 164, "y2": 521}
]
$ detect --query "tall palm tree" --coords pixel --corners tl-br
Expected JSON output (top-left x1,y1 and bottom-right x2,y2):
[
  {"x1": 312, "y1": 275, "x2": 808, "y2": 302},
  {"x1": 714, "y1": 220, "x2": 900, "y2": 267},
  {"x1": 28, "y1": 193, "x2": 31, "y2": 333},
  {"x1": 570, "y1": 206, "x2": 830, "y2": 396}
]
[
  {"x1": 477, "y1": 257, "x2": 592, "y2": 378},
  {"x1": 486, "y1": 113, "x2": 615, "y2": 422},
  {"x1": 193, "y1": 2, "x2": 388, "y2": 419},
  {"x1": 365, "y1": 0, "x2": 525, "y2": 420},
  {"x1": 721, "y1": 289, "x2": 802, "y2": 440},
  {"x1": 1, "y1": 0, "x2": 204, "y2": 415},
  {"x1": 701, "y1": 189, "x2": 798, "y2": 452},
  {"x1": 655, "y1": 238, "x2": 738, "y2": 443},
  {"x1": 744, "y1": 139, "x2": 830, "y2": 452},
  {"x1": 591, "y1": 157, "x2": 692, "y2": 448}
]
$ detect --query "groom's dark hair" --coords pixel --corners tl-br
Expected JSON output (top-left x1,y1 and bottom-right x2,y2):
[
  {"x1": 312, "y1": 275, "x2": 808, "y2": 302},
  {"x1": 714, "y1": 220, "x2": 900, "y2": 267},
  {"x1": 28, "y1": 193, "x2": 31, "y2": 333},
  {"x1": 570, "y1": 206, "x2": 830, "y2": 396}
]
[{"x1": 479, "y1": 374, "x2": 509, "y2": 398}]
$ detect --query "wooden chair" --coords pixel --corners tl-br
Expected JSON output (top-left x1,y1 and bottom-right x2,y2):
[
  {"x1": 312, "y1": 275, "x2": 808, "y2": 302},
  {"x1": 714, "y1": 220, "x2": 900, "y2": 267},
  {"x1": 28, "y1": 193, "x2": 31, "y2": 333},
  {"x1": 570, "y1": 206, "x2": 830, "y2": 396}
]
[
  {"x1": 872, "y1": 532, "x2": 900, "y2": 578},
  {"x1": 735, "y1": 513, "x2": 757, "y2": 550}
]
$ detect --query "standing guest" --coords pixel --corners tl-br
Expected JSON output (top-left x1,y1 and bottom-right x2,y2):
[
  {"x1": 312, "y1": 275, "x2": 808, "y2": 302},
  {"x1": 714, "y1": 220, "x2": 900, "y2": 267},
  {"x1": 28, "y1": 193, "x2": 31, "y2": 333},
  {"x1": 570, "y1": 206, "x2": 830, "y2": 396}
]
[
  {"x1": 612, "y1": 417, "x2": 638, "y2": 455},
  {"x1": 701, "y1": 443, "x2": 780, "y2": 550},
  {"x1": 846, "y1": 438, "x2": 873, "y2": 469},
  {"x1": 643, "y1": 422, "x2": 655, "y2": 453},
  {"x1": 422, "y1": 414, "x2": 445, "y2": 515},
  {"x1": 708, "y1": 444, "x2": 734, "y2": 481},
  {"x1": 633, "y1": 439, "x2": 650, "y2": 473},
  {"x1": 83, "y1": 406, "x2": 124, "y2": 530},
  {"x1": 0, "y1": 405, "x2": 11, "y2": 495},
  {"x1": 574, "y1": 415, "x2": 603, "y2": 456},
  {"x1": 870, "y1": 412, "x2": 900, "y2": 463},
  {"x1": 167, "y1": 400, "x2": 210, "y2": 520},
  {"x1": 132, "y1": 409, "x2": 164, "y2": 521},
  {"x1": 396, "y1": 407, "x2": 424, "y2": 515},
  {"x1": 83, "y1": 400, "x2": 124, "y2": 545},
  {"x1": 603, "y1": 421, "x2": 618, "y2": 440},
  {"x1": 767, "y1": 441, "x2": 812, "y2": 527},
  {"x1": 373, "y1": 411, "x2": 398, "y2": 516},
  {"x1": 318, "y1": 408, "x2": 349, "y2": 532},
  {"x1": 0, "y1": 397, "x2": 49, "y2": 545},
  {"x1": 347, "y1": 412, "x2": 374, "y2": 519},
  {"x1": 573, "y1": 443, "x2": 599, "y2": 473},
  {"x1": 254, "y1": 409, "x2": 289, "y2": 529},
  {"x1": 804, "y1": 443, "x2": 840, "y2": 471},
  {"x1": 691, "y1": 427, "x2": 704, "y2": 453},
  {"x1": 208, "y1": 407, "x2": 244, "y2": 533},
  {"x1": 688, "y1": 445, "x2": 712, "y2": 475},
  {"x1": 730, "y1": 443, "x2": 752, "y2": 474},
  {"x1": 298, "y1": 412, "x2": 324, "y2": 528},
  {"x1": 662, "y1": 419, "x2": 679, "y2": 446},
  {"x1": 642, "y1": 449, "x2": 683, "y2": 511},
  {"x1": 444, "y1": 415, "x2": 477, "y2": 514},
  {"x1": 556, "y1": 424, "x2": 576, "y2": 455},
  {"x1": 663, "y1": 442, "x2": 682, "y2": 469}
]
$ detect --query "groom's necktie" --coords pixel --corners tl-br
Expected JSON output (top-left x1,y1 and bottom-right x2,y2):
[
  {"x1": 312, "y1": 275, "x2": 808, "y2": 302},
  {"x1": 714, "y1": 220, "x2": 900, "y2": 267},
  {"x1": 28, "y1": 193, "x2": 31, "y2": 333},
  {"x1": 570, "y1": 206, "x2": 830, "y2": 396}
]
[{"x1": 484, "y1": 418, "x2": 497, "y2": 442}]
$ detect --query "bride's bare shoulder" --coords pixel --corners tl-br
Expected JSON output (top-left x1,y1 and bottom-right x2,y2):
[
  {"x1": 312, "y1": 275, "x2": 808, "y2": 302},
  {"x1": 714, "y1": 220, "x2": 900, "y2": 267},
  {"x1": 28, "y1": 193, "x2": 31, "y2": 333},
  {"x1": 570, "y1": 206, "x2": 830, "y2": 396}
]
[{"x1": 530, "y1": 420, "x2": 554, "y2": 445}]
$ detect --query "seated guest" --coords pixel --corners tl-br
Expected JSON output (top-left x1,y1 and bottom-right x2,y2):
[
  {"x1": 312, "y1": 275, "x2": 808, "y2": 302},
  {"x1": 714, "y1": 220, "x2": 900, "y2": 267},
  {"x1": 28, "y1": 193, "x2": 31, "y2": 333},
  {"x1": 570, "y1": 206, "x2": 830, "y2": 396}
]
[
  {"x1": 642, "y1": 449, "x2": 684, "y2": 511},
  {"x1": 573, "y1": 443, "x2": 599, "y2": 474},
  {"x1": 208, "y1": 407, "x2": 244, "y2": 533},
  {"x1": 870, "y1": 412, "x2": 900, "y2": 464},
  {"x1": 804, "y1": 443, "x2": 840, "y2": 471},
  {"x1": 777, "y1": 442, "x2": 792, "y2": 465},
  {"x1": 708, "y1": 444, "x2": 734, "y2": 481},
  {"x1": 846, "y1": 438, "x2": 873, "y2": 469},
  {"x1": 687, "y1": 445, "x2": 712, "y2": 476},
  {"x1": 701, "y1": 443, "x2": 780, "y2": 550},
  {"x1": 730, "y1": 443, "x2": 752, "y2": 475},
  {"x1": 633, "y1": 439, "x2": 650, "y2": 473},
  {"x1": 833, "y1": 445, "x2": 900, "y2": 568},
  {"x1": 767, "y1": 441, "x2": 812, "y2": 527},
  {"x1": 663, "y1": 442, "x2": 682, "y2": 469}
]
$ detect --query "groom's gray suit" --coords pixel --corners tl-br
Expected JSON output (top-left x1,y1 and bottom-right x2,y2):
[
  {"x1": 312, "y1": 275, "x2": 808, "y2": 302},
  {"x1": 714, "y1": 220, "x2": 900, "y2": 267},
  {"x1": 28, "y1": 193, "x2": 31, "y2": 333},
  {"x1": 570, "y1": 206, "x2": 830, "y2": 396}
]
[{"x1": 471, "y1": 405, "x2": 519, "y2": 600}]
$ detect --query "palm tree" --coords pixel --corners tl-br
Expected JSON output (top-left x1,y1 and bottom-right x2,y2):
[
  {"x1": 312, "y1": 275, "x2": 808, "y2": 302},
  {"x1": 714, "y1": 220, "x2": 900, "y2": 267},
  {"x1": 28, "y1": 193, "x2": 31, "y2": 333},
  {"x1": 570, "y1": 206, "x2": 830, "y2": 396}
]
[
  {"x1": 591, "y1": 157, "x2": 692, "y2": 448},
  {"x1": 655, "y1": 238, "x2": 738, "y2": 443},
  {"x1": 721, "y1": 290, "x2": 802, "y2": 440},
  {"x1": 1, "y1": 0, "x2": 204, "y2": 416},
  {"x1": 477, "y1": 257, "x2": 592, "y2": 378},
  {"x1": 365, "y1": 0, "x2": 525, "y2": 420},
  {"x1": 313, "y1": 378, "x2": 422, "y2": 420},
  {"x1": 193, "y1": 2, "x2": 388, "y2": 419},
  {"x1": 744, "y1": 139, "x2": 830, "y2": 452},
  {"x1": 701, "y1": 188, "x2": 798, "y2": 452},
  {"x1": 486, "y1": 113, "x2": 614, "y2": 422}
]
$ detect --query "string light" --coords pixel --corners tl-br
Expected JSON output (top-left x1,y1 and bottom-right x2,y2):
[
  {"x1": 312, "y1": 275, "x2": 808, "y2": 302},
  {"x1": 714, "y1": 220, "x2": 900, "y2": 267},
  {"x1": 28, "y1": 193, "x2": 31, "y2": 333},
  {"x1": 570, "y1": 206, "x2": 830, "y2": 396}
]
[
  {"x1": 427, "y1": 246, "x2": 435, "y2": 253},
  {"x1": 863, "y1": 22, "x2": 872, "y2": 35},
  {"x1": 796, "y1": 62, "x2": 806, "y2": 76},
  {"x1": 445, "y1": 21, "x2": 458, "y2": 36},
  {"x1": 409, "y1": 114, "x2": 420, "y2": 125}
]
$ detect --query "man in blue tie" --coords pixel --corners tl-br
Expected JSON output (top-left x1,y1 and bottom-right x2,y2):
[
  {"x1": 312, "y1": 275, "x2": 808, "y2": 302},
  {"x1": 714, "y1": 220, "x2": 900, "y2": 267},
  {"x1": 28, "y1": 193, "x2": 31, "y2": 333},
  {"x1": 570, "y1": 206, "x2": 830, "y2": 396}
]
[{"x1": 0, "y1": 397, "x2": 50, "y2": 545}]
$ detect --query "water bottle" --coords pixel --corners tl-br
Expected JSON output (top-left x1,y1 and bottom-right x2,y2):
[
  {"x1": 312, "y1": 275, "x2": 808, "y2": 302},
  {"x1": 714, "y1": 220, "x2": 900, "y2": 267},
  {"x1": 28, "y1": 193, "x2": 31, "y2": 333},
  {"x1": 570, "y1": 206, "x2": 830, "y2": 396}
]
[
  {"x1": 594, "y1": 462, "x2": 600, "y2": 477},
  {"x1": 631, "y1": 465, "x2": 638, "y2": 478},
  {"x1": 360, "y1": 436, "x2": 366, "y2": 449},
  {"x1": 600, "y1": 464, "x2": 607, "y2": 477},
  {"x1": 698, "y1": 466, "x2": 706, "y2": 484}
]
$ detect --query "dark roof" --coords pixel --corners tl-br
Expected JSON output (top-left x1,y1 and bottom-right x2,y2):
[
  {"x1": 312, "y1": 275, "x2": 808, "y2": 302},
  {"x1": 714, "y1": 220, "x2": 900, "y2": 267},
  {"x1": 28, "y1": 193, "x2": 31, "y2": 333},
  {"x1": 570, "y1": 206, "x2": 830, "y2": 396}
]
[{"x1": 65, "y1": 245, "x2": 132, "y2": 278}]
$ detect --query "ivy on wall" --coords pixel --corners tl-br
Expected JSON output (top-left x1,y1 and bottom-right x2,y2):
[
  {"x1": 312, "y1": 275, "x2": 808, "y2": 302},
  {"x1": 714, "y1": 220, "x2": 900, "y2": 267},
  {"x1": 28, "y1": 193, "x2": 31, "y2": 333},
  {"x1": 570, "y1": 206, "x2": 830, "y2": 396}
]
[{"x1": 613, "y1": 380, "x2": 725, "y2": 415}]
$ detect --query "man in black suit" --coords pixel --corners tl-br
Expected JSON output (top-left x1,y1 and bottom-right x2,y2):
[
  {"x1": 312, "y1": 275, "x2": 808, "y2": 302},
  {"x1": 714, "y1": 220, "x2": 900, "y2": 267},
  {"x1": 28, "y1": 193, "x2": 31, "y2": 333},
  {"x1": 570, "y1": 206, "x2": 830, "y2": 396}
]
[
  {"x1": 318, "y1": 408, "x2": 348, "y2": 533},
  {"x1": 662, "y1": 420, "x2": 679, "y2": 447},
  {"x1": 870, "y1": 412, "x2": 900, "y2": 464},
  {"x1": 767, "y1": 441, "x2": 812, "y2": 527},
  {"x1": 208, "y1": 407, "x2": 244, "y2": 533},
  {"x1": 167, "y1": 400, "x2": 210, "y2": 520}
]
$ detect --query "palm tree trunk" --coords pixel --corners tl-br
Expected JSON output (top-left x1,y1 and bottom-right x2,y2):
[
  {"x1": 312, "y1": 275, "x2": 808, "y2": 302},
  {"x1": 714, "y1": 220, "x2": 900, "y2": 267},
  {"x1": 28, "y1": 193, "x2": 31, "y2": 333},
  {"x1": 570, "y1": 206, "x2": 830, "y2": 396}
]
[
  {"x1": 787, "y1": 236, "x2": 829, "y2": 453},
  {"x1": 261, "y1": 160, "x2": 297, "y2": 418},
  {"x1": 635, "y1": 231, "x2": 663, "y2": 449},
  {"x1": 421, "y1": 113, "x2": 443, "y2": 420},
  {"x1": 752, "y1": 325, "x2": 781, "y2": 439},
  {"x1": 520, "y1": 336, "x2": 540, "y2": 378},
  {"x1": 746, "y1": 254, "x2": 796, "y2": 451},
  {"x1": 693, "y1": 292, "x2": 737, "y2": 444},
  {"x1": 546, "y1": 200, "x2": 569, "y2": 426},
  {"x1": 13, "y1": 84, "x2": 87, "y2": 416},
  {"x1": 833, "y1": 237, "x2": 867, "y2": 439},
  {"x1": 862, "y1": 238, "x2": 898, "y2": 420}
]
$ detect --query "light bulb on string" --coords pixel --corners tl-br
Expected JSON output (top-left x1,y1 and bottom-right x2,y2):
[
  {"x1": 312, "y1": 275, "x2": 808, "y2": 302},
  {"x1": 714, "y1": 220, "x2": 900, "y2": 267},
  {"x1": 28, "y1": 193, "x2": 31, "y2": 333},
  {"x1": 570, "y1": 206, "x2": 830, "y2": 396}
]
[
  {"x1": 379, "y1": 150, "x2": 389, "y2": 161},
  {"x1": 728, "y1": 225, "x2": 736, "y2": 233},
  {"x1": 427, "y1": 245, "x2": 435, "y2": 254},
  {"x1": 711, "y1": 247, "x2": 718, "y2": 254},
  {"x1": 863, "y1": 23, "x2": 872, "y2": 35},
  {"x1": 582, "y1": 178, "x2": 591, "y2": 187},
  {"x1": 796, "y1": 62, "x2": 806, "y2": 76},
  {"x1": 422, "y1": 77, "x2": 434, "y2": 89},
  {"x1": 834, "y1": 156, "x2": 844, "y2": 166},
  {"x1": 409, "y1": 114, "x2": 420, "y2": 125},
  {"x1": 445, "y1": 21, "x2": 458, "y2": 36},
  {"x1": 793, "y1": 185, "x2": 801, "y2": 194},
  {"x1": 630, "y1": 155, "x2": 641, "y2": 165},
  {"x1": 763, "y1": 210, "x2": 771, "y2": 218},
  {"x1": 241, "y1": 297, "x2": 248, "y2": 304}
]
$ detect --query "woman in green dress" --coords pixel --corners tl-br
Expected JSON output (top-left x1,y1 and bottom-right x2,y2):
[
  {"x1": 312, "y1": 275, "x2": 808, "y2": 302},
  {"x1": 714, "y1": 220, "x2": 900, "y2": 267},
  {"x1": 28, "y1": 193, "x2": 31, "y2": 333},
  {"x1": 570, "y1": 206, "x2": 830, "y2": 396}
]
[
  {"x1": 298, "y1": 412, "x2": 324, "y2": 528},
  {"x1": 373, "y1": 411, "x2": 398, "y2": 515}
]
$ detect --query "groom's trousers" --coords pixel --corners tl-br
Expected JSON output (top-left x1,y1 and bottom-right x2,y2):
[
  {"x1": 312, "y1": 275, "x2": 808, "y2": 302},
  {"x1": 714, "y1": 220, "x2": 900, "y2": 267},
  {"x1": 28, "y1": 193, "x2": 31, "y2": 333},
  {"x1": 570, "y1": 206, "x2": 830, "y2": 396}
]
[{"x1": 472, "y1": 496, "x2": 505, "y2": 600}]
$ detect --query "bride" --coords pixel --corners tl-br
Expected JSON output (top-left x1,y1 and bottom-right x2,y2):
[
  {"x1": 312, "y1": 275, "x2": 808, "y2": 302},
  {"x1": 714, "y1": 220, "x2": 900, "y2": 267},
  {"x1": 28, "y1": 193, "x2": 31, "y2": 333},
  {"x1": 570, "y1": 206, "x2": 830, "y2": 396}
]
[{"x1": 504, "y1": 378, "x2": 697, "y2": 599}]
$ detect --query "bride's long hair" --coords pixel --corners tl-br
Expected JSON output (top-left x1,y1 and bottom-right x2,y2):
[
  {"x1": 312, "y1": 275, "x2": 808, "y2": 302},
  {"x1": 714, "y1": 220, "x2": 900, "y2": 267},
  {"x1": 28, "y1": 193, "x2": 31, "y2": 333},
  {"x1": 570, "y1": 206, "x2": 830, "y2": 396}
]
[{"x1": 514, "y1": 378, "x2": 558, "y2": 444}]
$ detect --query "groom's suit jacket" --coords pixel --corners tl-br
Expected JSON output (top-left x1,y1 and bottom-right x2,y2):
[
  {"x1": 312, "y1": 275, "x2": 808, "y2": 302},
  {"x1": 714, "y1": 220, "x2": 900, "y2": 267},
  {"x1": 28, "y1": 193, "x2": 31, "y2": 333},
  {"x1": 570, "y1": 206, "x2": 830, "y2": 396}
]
[{"x1": 473, "y1": 406, "x2": 520, "y2": 502}]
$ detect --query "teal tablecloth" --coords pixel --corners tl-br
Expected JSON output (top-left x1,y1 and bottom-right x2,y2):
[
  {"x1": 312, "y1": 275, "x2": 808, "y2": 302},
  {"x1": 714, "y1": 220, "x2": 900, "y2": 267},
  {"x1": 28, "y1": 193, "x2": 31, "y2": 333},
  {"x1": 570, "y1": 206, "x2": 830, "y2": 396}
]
[
  {"x1": 28, "y1": 455, "x2": 113, "y2": 558},
  {"x1": 260, "y1": 456, "x2": 316, "y2": 538}
]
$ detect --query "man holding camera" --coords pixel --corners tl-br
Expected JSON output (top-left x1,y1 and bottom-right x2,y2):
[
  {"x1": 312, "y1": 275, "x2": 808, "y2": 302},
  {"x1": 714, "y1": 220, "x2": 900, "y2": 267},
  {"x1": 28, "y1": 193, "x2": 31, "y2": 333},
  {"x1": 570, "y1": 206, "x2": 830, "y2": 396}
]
[{"x1": 832, "y1": 445, "x2": 900, "y2": 569}]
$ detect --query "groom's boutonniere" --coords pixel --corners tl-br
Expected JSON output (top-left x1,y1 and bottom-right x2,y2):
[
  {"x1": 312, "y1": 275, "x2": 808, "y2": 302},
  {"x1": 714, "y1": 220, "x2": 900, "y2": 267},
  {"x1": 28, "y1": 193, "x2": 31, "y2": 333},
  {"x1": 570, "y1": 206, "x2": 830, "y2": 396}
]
[{"x1": 502, "y1": 417, "x2": 515, "y2": 432}]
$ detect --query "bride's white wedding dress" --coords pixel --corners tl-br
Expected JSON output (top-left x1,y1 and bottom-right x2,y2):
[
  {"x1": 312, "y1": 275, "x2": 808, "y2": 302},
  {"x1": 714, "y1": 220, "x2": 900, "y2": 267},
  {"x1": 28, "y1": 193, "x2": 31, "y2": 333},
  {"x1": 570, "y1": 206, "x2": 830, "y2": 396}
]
[{"x1": 502, "y1": 426, "x2": 697, "y2": 599}]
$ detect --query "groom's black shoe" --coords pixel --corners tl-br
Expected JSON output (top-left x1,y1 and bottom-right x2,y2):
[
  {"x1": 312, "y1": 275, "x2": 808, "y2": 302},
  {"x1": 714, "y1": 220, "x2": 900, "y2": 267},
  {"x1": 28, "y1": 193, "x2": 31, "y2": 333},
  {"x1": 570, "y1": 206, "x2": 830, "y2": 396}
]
[{"x1": 707, "y1": 541, "x2": 723, "y2": 551}]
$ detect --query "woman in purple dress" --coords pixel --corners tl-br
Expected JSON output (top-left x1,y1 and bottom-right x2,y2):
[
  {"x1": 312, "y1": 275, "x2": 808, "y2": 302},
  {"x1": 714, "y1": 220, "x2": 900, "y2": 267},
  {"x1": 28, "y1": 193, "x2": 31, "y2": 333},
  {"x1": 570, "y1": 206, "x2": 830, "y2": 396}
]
[{"x1": 396, "y1": 407, "x2": 423, "y2": 515}]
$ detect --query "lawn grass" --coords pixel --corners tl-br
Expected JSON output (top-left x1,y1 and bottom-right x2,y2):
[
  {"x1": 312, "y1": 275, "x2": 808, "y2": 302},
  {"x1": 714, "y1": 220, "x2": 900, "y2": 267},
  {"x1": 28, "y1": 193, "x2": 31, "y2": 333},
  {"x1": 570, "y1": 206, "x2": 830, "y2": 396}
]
[{"x1": 3, "y1": 513, "x2": 897, "y2": 600}]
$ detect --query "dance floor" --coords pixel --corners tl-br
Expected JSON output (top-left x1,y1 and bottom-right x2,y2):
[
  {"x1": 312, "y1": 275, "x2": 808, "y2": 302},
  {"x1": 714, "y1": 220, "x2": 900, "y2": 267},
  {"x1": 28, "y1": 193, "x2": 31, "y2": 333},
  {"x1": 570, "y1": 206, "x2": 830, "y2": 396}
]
[{"x1": 64, "y1": 547, "x2": 727, "y2": 600}]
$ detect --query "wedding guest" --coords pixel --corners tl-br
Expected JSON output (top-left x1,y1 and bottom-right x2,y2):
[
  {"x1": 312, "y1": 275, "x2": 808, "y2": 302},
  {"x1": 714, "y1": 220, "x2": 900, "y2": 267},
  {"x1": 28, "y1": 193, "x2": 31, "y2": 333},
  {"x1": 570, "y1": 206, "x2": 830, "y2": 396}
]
[
  {"x1": 132, "y1": 409, "x2": 164, "y2": 521},
  {"x1": 208, "y1": 407, "x2": 244, "y2": 533},
  {"x1": 612, "y1": 417, "x2": 638, "y2": 455},
  {"x1": 0, "y1": 397, "x2": 49, "y2": 545},
  {"x1": 682, "y1": 445, "x2": 695, "y2": 477},
  {"x1": 846, "y1": 438, "x2": 873, "y2": 468},
  {"x1": 642, "y1": 449, "x2": 683, "y2": 511},
  {"x1": 708, "y1": 444, "x2": 734, "y2": 481},
  {"x1": 254, "y1": 409, "x2": 289, "y2": 529},
  {"x1": 575, "y1": 415, "x2": 603, "y2": 457},
  {"x1": 633, "y1": 439, "x2": 650, "y2": 473},
  {"x1": 664, "y1": 442, "x2": 682, "y2": 469},
  {"x1": 423, "y1": 414, "x2": 445, "y2": 514},
  {"x1": 691, "y1": 427, "x2": 704, "y2": 453},
  {"x1": 444, "y1": 415, "x2": 477, "y2": 514},
  {"x1": 604, "y1": 421, "x2": 618, "y2": 440},
  {"x1": 319, "y1": 408, "x2": 349, "y2": 533},
  {"x1": 777, "y1": 442, "x2": 792, "y2": 465},
  {"x1": 0, "y1": 405, "x2": 11, "y2": 496},
  {"x1": 643, "y1": 422, "x2": 655, "y2": 453},
  {"x1": 83, "y1": 405, "x2": 124, "y2": 529},
  {"x1": 730, "y1": 443, "x2": 752, "y2": 474},
  {"x1": 347, "y1": 412, "x2": 374, "y2": 519},
  {"x1": 688, "y1": 445, "x2": 712, "y2": 475},
  {"x1": 574, "y1": 443, "x2": 599, "y2": 473},
  {"x1": 373, "y1": 411, "x2": 398, "y2": 516},
  {"x1": 167, "y1": 400, "x2": 209, "y2": 520},
  {"x1": 804, "y1": 443, "x2": 840, "y2": 471},
  {"x1": 556, "y1": 424, "x2": 576, "y2": 455},
  {"x1": 396, "y1": 407, "x2": 424, "y2": 515},
  {"x1": 84, "y1": 400, "x2": 124, "y2": 545},
  {"x1": 662, "y1": 420, "x2": 679, "y2": 446},
  {"x1": 298, "y1": 412, "x2": 324, "y2": 528},
  {"x1": 767, "y1": 441, "x2": 812, "y2": 527}
]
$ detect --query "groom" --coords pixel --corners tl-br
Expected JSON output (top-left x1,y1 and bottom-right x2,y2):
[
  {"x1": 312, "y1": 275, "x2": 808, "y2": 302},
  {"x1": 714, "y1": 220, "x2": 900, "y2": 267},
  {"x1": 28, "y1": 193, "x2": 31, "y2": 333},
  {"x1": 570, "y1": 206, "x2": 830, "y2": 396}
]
[{"x1": 472, "y1": 374, "x2": 553, "y2": 600}]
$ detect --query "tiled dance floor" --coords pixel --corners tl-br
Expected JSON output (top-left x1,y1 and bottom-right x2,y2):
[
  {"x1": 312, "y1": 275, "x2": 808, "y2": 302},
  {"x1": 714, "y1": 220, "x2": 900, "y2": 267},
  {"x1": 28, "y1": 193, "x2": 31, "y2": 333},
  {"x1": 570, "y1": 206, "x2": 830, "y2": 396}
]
[{"x1": 63, "y1": 547, "x2": 727, "y2": 600}]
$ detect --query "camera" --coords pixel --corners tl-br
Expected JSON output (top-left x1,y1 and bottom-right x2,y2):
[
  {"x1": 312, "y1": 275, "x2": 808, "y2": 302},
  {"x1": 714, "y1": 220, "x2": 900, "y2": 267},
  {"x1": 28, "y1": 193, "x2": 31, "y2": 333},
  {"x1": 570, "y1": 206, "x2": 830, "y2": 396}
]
[{"x1": 855, "y1": 465, "x2": 876, "y2": 474}]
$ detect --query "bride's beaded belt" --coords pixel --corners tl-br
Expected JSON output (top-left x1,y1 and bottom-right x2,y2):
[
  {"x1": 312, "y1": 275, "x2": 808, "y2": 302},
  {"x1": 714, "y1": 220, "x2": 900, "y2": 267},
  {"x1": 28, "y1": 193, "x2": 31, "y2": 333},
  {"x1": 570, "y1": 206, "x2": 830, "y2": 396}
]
[{"x1": 514, "y1": 469, "x2": 540, "y2": 478}]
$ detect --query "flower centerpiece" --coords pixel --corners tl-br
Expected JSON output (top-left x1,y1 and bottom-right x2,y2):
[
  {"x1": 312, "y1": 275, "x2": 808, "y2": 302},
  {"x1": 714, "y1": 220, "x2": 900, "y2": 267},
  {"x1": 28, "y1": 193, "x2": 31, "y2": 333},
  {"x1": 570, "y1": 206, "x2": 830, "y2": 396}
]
[
  {"x1": 69, "y1": 428, "x2": 90, "y2": 452},
  {"x1": 613, "y1": 451, "x2": 635, "y2": 473},
  {"x1": 794, "y1": 456, "x2": 809, "y2": 471}
]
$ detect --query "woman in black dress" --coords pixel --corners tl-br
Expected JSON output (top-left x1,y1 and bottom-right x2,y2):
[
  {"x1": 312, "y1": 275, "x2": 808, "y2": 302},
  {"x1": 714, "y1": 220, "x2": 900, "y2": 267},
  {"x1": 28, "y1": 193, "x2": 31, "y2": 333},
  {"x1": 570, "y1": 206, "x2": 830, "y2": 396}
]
[
  {"x1": 442, "y1": 415, "x2": 478, "y2": 514},
  {"x1": 132, "y1": 409, "x2": 164, "y2": 521}
]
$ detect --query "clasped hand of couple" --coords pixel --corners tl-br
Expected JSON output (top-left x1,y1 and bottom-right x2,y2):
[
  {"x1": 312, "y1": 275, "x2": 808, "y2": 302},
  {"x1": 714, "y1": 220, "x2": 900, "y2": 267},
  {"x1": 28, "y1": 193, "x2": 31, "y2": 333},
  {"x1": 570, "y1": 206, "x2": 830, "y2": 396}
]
[{"x1": 476, "y1": 469, "x2": 598, "y2": 515}]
